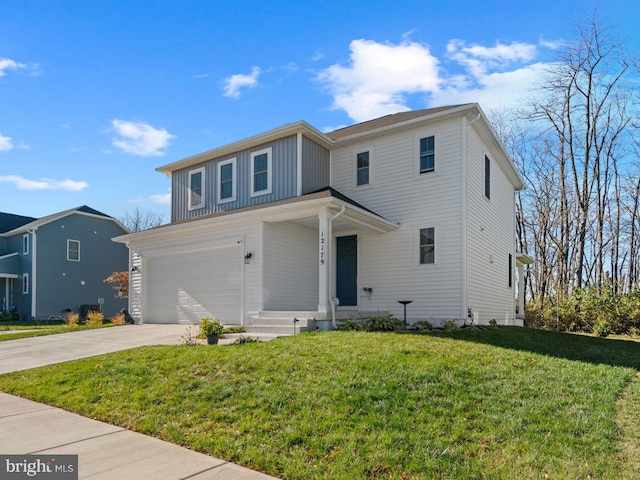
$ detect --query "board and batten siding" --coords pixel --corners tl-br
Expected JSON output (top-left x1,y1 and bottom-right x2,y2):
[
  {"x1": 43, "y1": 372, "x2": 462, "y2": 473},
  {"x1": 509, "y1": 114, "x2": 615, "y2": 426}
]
[
  {"x1": 262, "y1": 221, "x2": 319, "y2": 311},
  {"x1": 301, "y1": 136, "x2": 330, "y2": 194},
  {"x1": 465, "y1": 125, "x2": 516, "y2": 324},
  {"x1": 331, "y1": 116, "x2": 465, "y2": 322},
  {"x1": 171, "y1": 135, "x2": 299, "y2": 222},
  {"x1": 127, "y1": 221, "x2": 262, "y2": 324}
]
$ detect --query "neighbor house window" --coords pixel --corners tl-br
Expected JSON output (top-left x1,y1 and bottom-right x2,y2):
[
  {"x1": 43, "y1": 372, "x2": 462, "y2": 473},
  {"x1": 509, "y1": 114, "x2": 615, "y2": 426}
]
[
  {"x1": 356, "y1": 151, "x2": 370, "y2": 186},
  {"x1": 217, "y1": 158, "x2": 237, "y2": 203},
  {"x1": 188, "y1": 167, "x2": 205, "y2": 210},
  {"x1": 419, "y1": 135, "x2": 435, "y2": 174},
  {"x1": 251, "y1": 147, "x2": 272, "y2": 196},
  {"x1": 67, "y1": 239, "x2": 80, "y2": 262},
  {"x1": 485, "y1": 155, "x2": 491, "y2": 199},
  {"x1": 22, "y1": 273, "x2": 29, "y2": 294},
  {"x1": 23, "y1": 234, "x2": 29, "y2": 255},
  {"x1": 419, "y1": 227, "x2": 435, "y2": 264}
]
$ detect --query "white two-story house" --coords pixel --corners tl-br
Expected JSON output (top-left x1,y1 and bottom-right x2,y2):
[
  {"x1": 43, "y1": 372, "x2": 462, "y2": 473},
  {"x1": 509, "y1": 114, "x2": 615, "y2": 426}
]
[{"x1": 114, "y1": 103, "x2": 527, "y2": 331}]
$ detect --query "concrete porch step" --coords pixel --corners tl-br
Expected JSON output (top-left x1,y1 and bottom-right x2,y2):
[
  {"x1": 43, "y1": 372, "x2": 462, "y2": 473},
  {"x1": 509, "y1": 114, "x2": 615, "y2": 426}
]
[{"x1": 243, "y1": 324, "x2": 311, "y2": 335}]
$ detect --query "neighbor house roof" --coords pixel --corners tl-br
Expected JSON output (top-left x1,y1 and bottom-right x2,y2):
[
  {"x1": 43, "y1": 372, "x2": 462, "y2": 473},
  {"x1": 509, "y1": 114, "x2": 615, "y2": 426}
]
[
  {"x1": 0, "y1": 213, "x2": 37, "y2": 234},
  {"x1": 0, "y1": 206, "x2": 128, "y2": 236}
]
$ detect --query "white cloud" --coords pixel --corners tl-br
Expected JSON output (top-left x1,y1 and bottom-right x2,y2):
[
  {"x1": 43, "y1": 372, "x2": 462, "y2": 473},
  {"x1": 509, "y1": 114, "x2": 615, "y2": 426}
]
[
  {"x1": 222, "y1": 66, "x2": 260, "y2": 99},
  {"x1": 317, "y1": 37, "x2": 554, "y2": 122},
  {"x1": 111, "y1": 119, "x2": 175, "y2": 156},
  {"x1": 150, "y1": 192, "x2": 171, "y2": 205},
  {"x1": 0, "y1": 58, "x2": 26, "y2": 76},
  {"x1": 0, "y1": 134, "x2": 13, "y2": 151},
  {"x1": 0, "y1": 175, "x2": 89, "y2": 191},
  {"x1": 317, "y1": 39, "x2": 441, "y2": 122}
]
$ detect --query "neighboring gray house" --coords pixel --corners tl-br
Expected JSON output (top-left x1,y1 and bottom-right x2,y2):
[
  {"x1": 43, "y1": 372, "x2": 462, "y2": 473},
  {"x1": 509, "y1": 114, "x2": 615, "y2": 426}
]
[
  {"x1": 0, "y1": 206, "x2": 129, "y2": 320},
  {"x1": 115, "y1": 104, "x2": 528, "y2": 331}
]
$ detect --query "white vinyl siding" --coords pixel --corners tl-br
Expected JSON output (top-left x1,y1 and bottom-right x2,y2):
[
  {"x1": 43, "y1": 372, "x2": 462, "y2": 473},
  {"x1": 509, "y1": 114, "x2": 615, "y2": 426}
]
[
  {"x1": 263, "y1": 222, "x2": 318, "y2": 310},
  {"x1": 217, "y1": 158, "x2": 237, "y2": 203},
  {"x1": 188, "y1": 167, "x2": 205, "y2": 210},
  {"x1": 331, "y1": 118, "x2": 463, "y2": 322},
  {"x1": 67, "y1": 239, "x2": 80, "y2": 262},
  {"x1": 251, "y1": 147, "x2": 272, "y2": 197},
  {"x1": 466, "y1": 127, "x2": 516, "y2": 324}
]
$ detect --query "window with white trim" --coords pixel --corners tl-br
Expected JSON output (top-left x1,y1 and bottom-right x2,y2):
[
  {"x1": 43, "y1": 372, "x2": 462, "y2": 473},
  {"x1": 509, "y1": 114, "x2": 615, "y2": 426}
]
[
  {"x1": 22, "y1": 273, "x2": 29, "y2": 294},
  {"x1": 251, "y1": 147, "x2": 272, "y2": 196},
  {"x1": 188, "y1": 167, "x2": 205, "y2": 210},
  {"x1": 23, "y1": 234, "x2": 29, "y2": 255},
  {"x1": 67, "y1": 239, "x2": 80, "y2": 262},
  {"x1": 356, "y1": 151, "x2": 370, "y2": 186},
  {"x1": 217, "y1": 158, "x2": 237, "y2": 203},
  {"x1": 419, "y1": 227, "x2": 435, "y2": 264},
  {"x1": 419, "y1": 135, "x2": 435, "y2": 174}
]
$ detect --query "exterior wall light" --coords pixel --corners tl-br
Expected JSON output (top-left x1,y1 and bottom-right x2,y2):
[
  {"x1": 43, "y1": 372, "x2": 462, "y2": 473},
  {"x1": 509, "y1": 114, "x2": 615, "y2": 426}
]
[{"x1": 244, "y1": 252, "x2": 253, "y2": 264}]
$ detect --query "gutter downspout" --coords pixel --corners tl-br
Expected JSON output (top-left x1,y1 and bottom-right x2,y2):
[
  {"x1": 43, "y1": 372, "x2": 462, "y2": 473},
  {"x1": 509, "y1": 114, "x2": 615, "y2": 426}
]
[
  {"x1": 27, "y1": 228, "x2": 37, "y2": 319},
  {"x1": 328, "y1": 205, "x2": 346, "y2": 329}
]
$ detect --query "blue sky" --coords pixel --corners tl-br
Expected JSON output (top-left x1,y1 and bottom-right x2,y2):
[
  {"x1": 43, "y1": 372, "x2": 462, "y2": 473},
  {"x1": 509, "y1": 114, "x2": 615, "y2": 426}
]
[{"x1": 1, "y1": 0, "x2": 638, "y2": 222}]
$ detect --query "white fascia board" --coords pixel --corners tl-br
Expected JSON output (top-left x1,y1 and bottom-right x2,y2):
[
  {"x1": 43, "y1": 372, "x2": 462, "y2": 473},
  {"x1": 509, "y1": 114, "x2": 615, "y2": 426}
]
[{"x1": 156, "y1": 121, "x2": 332, "y2": 174}]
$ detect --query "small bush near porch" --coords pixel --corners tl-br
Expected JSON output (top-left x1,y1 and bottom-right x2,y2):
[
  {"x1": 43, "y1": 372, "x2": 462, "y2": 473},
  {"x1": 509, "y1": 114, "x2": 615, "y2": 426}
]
[{"x1": 0, "y1": 328, "x2": 639, "y2": 479}]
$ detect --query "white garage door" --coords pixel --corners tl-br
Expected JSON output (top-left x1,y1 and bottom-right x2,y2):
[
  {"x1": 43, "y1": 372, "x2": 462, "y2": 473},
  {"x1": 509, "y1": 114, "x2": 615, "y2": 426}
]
[{"x1": 145, "y1": 246, "x2": 242, "y2": 324}]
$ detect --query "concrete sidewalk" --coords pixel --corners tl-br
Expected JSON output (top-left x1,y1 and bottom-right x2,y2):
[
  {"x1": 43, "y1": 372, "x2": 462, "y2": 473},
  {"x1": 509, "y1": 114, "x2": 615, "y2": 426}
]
[{"x1": 0, "y1": 325, "x2": 279, "y2": 479}]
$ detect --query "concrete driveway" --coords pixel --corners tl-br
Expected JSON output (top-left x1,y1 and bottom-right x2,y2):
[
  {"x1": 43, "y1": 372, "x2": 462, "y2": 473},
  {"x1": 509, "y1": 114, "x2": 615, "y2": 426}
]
[
  {"x1": 0, "y1": 325, "x2": 279, "y2": 479},
  {"x1": 0, "y1": 324, "x2": 192, "y2": 374}
]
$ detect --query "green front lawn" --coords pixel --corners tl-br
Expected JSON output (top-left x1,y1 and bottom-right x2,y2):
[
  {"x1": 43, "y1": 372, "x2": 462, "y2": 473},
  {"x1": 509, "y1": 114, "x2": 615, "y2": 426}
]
[
  {"x1": 0, "y1": 320, "x2": 114, "y2": 341},
  {"x1": 0, "y1": 327, "x2": 638, "y2": 479}
]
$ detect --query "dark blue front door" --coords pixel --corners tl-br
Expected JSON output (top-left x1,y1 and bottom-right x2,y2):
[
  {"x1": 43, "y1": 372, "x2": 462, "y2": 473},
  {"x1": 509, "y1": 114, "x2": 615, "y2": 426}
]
[{"x1": 336, "y1": 235, "x2": 357, "y2": 306}]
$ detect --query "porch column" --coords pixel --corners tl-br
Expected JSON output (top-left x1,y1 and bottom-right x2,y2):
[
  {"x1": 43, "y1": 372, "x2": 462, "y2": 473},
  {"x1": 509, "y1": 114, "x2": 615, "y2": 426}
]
[
  {"x1": 318, "y1": 208, "x2": 329, "y2": 314},
  {"x1": 517, "y1": 263, "x2": 525, "y2": 318}
]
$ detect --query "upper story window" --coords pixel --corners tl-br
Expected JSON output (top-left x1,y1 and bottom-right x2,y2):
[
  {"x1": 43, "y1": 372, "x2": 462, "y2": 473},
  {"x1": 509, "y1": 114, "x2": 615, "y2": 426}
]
[
  {"x1": 22, "y1": 234, "x2": 29, "y2": 255},
  {"x1": 419, "y1": 135, "x2": 435, "y2": 174},
  {"x1": 356, "y1": 151, "x2": 370, "y2": 186},
  {"x1": 188, "y1": 167, "x2": 205, "y2": 210},
  {"x1": 218, "y1": 158, "x2": 237, "y2": 203},
  {"x1": 251, "y1": 147, "x2": 272, "y2": 197},
  {"x1": 67, "y1": 239, "x2": 80, "y2": 262},
  {"x1": 485, "y1": 155, "x2": 491, "y2": 200},
  {"x1": 419, "y1": 227, "x2": 435, "y2": 264}
]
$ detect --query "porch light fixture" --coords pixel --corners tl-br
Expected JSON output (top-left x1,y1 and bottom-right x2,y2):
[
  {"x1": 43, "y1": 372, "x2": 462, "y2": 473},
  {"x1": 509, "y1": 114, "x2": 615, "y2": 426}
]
[
  {"x1": 244, "y1": 252, "x2": 253, "y2": 264},
  {"x1": 131, "y1": 266, "x2": 140, "y2": 273}
]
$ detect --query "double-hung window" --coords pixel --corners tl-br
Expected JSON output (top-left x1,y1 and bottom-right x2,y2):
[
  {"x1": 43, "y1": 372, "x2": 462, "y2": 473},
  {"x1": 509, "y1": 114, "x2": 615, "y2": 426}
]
[
  {"x1": 217, "y1": 158, "x2": 236, "y2": 203},
  {"x1": 356, "y1": 151, "x2": 370, "y2": 186},
  {"x1": 22, "y1": 273, "x2": 29, "y2": 294},
  {"x1": 419, "y1": 227, "x2": 435, "y2": 264},
  {"x1": 22, "y1": 234, "x2": 29, "y2": 255},
  {"x1": 419, "y1": 135, "x2": 435, "y2": 174},
  {"x1": 251, "y1": 147, "x2": 272, "y2": 196},
  {"x1": 485, "y1": 155, "x2": 491, "y2": 199},
  {"x1": 67, "y1": 239, "x2": 80, "y2": 262},
  {"x1": 188, "y1": 167, "x2": 205, "y2": 210}
]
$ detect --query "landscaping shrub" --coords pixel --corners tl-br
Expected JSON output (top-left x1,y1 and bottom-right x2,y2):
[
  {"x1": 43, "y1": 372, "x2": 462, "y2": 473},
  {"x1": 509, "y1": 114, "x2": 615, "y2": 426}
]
[
  {"x1": 111, "y1": 314, "x2": 125, "y2": 325},
  {"x1": 64, "y1": 311, "x2": 79, "y2": 327},
  {"x1": 414, "y1": 320, "x2": 433, "y2": 330},
  {"x1": 85, "y1": 311, "x2": 104, "y2": 327}
]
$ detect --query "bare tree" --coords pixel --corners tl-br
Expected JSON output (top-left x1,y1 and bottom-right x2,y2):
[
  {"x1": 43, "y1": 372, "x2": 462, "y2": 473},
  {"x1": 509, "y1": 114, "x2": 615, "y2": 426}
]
[{"x1": 119, "y1": 207, "x2": 167, "y2": 232}]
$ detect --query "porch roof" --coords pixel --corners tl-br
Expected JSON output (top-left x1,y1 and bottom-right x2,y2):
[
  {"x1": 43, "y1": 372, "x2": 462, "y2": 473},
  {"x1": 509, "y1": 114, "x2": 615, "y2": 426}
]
[
  {"x1": 114, "y1": 188, "x2": 399, "y2": 244},
  {"x1": 0, "y1": 252, "x2": 19, "y2": 278}
]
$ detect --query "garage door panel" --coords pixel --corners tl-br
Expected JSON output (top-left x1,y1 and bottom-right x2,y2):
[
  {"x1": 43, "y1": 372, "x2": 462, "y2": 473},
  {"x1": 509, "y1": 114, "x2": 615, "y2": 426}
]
[{"x1": 146, "y1": 247, "x2": 241, "y2": 324}]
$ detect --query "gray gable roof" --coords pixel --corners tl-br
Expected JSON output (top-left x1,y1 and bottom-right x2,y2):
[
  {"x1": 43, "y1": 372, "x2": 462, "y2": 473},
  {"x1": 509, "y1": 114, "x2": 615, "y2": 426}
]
[
  {"x1": 0, "y1": 213, "x2": 37, "y2": 234},
  {"x1": 325, "y1": 104, "x2": 472, "y2": 140}
]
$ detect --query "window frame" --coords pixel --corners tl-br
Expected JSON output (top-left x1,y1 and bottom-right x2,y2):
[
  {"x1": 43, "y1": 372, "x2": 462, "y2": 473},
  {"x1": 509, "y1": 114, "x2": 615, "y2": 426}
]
[
  {"x1": 188, "y1": 167, "x2": 206, "y2": 210},
  {"x1": 217, "y1": 157, "x2": 237, "y2": 204},
  {"x1": 508, "y1": 253, "x2": 513, "y2": 288},
  {"x1": 67, "y1": 239, "x2": 80, "y2": 262},
  {"x1": 251, "y1": 147, "x2": 273, "y2": 197},
  {"x1": 418, "y1": 226, "x2": 437, "y2": 265},
  {"x1": 485, "y1": 155, "x2": 491, "y2": 200},
  {"x1": 22, "y1": 273, "x2": 29, "y2": 294},
  {"x1": 415, "y1": 131, "x2": 440, "y2": 176},
  {"x1": 355, "y1": 150, "x2": 371, "y2": 187},
  {"x1": 22, "y1": 234, "x2": 29, "y2": 255}
]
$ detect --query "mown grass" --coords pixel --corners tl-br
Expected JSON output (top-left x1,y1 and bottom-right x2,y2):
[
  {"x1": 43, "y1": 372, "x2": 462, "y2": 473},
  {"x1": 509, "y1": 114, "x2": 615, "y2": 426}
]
[
  {"x1": 0, "y1": 327, "x2": 638, "y2": 479},
  {"x1": 0, "y1": 320, "x2": 114, "y2": 341}
]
